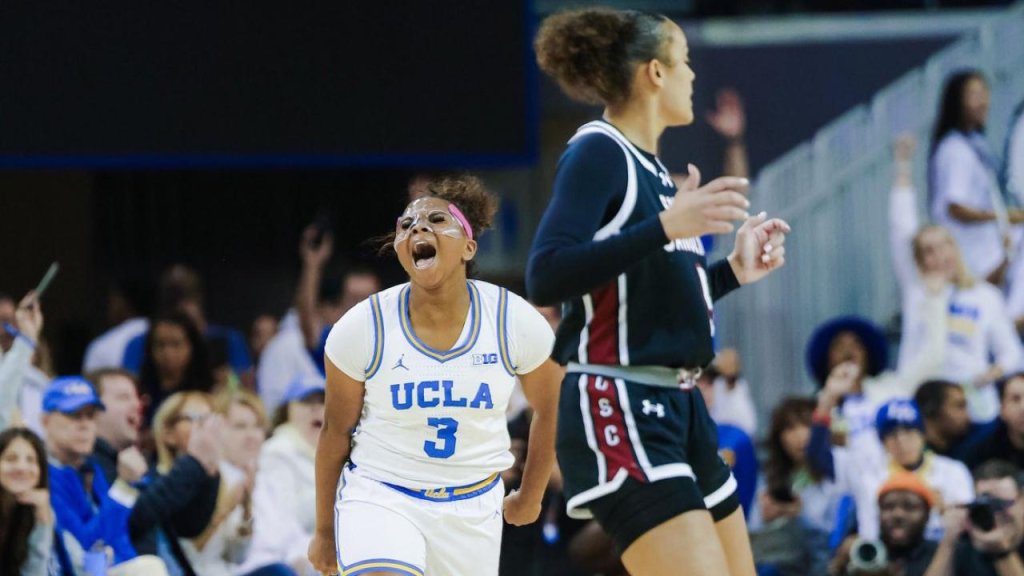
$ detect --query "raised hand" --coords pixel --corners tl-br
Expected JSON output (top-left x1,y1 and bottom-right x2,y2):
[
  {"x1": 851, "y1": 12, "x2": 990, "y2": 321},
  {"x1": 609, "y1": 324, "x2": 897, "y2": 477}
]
[
  {"x1": 187, "y1": 414, "x2": 226, "y2": 475},
  {"x1": 300, "y1": 225, "x2": 334, "y2": 269},
  {"x1": 824, "y1": 362, "x2": 861, "y2": 401},
  {"x1": 116, "y1": 446, "x2": 149, "y2": 485},
  {"x1": 660, "y1": 164, "x2": 750, "y2": 240},
  {"x1": 14, "y1": 291, "x2": 43, "y2": 342},
  {"x1": 706, "y1": 89, "x2": 746, "y2": 141},
  {"x1": 727, "y1": 212, "x2": 790, "y2": 285}
]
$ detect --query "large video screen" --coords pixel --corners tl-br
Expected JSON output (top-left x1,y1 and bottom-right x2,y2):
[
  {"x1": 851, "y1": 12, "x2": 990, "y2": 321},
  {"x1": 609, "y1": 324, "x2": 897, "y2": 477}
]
[{"x1": 0, "y1": 1, "x2": 533, "y2": 167}]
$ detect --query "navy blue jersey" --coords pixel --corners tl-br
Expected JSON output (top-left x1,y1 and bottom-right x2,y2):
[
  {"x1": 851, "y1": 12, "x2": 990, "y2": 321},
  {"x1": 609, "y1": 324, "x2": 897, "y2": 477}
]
[{"x1": 527, "y1": 120, "x2": 739, "y2": 369}]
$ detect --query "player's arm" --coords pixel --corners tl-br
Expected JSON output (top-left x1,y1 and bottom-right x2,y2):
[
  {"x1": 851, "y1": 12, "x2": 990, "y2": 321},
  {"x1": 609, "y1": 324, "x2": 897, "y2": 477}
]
[
  {"x1": 504, "y1": 359, "x2": 563, "y2": 526},
  {"x1": 308, "y1": 358, "x2": 364, "y2": 574},
  {"x1": 527, "y1": 137, "x2": 749, "y2": 306}
]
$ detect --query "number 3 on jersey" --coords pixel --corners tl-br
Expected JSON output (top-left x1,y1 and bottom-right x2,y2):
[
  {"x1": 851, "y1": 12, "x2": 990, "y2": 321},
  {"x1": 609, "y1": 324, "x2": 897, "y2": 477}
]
[{"x1": 424, "y1": 417, "x2": 459, "y2": 458}]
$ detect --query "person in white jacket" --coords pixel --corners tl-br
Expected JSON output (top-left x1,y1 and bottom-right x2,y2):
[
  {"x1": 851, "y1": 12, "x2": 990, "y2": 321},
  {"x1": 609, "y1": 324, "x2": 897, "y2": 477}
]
[
  {"x1": 239, "y1": 377, "x2": 324, "y2": 576},
  {"x1": 0, "y1": 291, "x2": 44, "y2": 430},
  {"x1": 891, "y1": 136, "x2": 1023, "y2": 422},
  {"x1": 179, "y1": 390, "x2": 295, "y2": 576}
]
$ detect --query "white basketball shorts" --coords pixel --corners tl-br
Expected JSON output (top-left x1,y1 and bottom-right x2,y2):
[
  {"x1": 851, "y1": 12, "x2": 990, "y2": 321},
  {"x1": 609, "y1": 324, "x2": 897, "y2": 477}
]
[{"x1": 334, "y1": 464, "x2": 504, "y2": 576}]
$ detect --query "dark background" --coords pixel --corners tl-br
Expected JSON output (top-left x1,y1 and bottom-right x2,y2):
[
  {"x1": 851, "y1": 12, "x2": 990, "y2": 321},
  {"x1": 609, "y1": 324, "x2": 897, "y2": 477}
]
[{"x1": 0, "y1": 0, "x2": 534, "y2": 166}]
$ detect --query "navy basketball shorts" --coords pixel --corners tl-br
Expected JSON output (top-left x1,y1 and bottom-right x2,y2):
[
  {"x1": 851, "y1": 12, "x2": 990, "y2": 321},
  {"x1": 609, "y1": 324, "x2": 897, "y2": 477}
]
[{"x1": 556, "y1": 372, "x2": 739, "y2": 552}]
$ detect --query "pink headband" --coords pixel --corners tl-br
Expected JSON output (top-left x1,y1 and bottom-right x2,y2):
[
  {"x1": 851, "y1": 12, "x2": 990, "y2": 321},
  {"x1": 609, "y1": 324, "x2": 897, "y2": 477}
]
[{"x1": 447, "y1": 203, "x2": 473, "y2": 241}]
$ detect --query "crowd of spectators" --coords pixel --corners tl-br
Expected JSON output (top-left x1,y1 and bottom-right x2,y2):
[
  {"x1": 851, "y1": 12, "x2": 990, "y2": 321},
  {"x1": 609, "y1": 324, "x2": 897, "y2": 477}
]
[{"x1": 2, "y1": 69, "x2": 1024, "y2": 576}]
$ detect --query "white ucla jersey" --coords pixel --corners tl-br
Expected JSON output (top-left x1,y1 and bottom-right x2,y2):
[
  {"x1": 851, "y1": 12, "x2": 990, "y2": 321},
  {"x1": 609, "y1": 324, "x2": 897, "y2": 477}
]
[{"x1": 325, "y1": 280, "x2": 555, "y2": 488}]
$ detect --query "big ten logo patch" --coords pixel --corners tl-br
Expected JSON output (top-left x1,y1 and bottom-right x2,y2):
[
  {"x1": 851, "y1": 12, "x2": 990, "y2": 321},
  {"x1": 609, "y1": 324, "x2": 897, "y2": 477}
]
[{"x1": 473, "y1": 353, "x2": 499, "y2": 366}]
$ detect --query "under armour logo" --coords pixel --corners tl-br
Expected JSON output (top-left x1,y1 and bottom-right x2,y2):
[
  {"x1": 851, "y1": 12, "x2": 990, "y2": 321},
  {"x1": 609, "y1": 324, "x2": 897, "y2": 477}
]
[
  {"x1": 641, "y1": 399, "x2": 665, "y2": 418},
  {"x1": 393, "y1": 354, "x2": 409, "y2": 371}
]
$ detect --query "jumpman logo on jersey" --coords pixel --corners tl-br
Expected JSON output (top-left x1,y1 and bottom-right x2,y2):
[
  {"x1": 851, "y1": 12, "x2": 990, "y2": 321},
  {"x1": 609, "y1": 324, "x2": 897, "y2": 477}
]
[
  {"x1": 392, "y1": 354, "x2": 409, "y2": 371},
  {"x1": 642, "y1": 399, "x2": 665, "y2": 418}
]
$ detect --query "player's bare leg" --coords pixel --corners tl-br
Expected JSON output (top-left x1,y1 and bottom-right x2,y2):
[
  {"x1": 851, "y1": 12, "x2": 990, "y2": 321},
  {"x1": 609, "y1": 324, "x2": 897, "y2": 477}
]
[
  {"x1": 715, "y1": 508, "x2": 756, "y2": 576},
  {"x1": 620, "y1": 509, "x2": 730, "y2": 576}
]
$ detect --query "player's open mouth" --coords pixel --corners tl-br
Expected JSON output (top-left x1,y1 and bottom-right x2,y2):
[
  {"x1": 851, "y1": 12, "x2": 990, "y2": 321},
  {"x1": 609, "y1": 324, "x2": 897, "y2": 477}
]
[
  {"x1": 412, "y1": 241, "x2": 437, "y2": 270},
  {"x1": 312, "y1": 418, "x2": 324, "y2": 429}
]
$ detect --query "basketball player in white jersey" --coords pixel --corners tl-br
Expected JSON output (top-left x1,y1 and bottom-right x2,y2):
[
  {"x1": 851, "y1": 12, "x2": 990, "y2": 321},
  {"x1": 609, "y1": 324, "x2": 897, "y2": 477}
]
[{"x1": 307, "y1": 175, "x2": 563, "y2": 576}]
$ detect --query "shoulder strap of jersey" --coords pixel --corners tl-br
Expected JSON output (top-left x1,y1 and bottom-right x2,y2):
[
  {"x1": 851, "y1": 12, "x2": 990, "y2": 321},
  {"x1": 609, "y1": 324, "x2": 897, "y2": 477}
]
[
  {"x1": 364, "y1": 293, "x2": 385, "y2": 379},
  {"x1": 571, "y1": 120, "x2": 659, "y2": 177},
  {"x1": 568, "y1": 121, "x2": 640, "y2": 241},
  {"x1": 496, "y1": 287, "x2": 516, "y2": 376}
]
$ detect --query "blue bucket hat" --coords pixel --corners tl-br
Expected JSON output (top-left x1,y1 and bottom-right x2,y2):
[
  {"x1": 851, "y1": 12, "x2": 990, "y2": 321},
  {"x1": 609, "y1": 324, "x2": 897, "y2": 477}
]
[
  {"x1": 875, "y1": 399, "x2": 925, "y2": 439},
  {"x1": 282, "y1": 375, "x2": 326, "y2": 404},
  {"x1": 805, "y1": 315, "x2": 888, "y2": 387},
  {"x1": 42, "y1": 376, "x2": 106, "y2": 414}
]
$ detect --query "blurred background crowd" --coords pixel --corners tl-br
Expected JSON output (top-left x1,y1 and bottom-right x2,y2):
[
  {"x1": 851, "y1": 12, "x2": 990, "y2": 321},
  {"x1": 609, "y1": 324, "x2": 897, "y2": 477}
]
[{"x1": 3, "y1": 0, "x2": 1024, "y2": 575}]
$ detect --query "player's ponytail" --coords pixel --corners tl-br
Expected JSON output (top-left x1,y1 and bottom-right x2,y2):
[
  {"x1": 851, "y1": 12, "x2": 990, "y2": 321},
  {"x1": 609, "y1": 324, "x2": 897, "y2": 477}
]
[{"x1": 535, "y1": 8, "x2": 671, "y2": 107}]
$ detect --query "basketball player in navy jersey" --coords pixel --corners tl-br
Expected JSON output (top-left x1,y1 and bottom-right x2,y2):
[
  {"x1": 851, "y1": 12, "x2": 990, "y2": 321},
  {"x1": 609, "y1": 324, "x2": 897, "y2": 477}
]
[
  {"x1": 531, "y1": 9, "x2": 790, "y2": 576},
  {"x1": 307, "y1": 176, "x2": 563, "y2": 576}
]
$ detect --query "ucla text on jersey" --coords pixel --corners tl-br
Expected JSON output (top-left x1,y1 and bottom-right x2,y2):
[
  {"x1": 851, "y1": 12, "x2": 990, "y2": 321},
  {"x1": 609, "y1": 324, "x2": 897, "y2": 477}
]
[{"x1": 347, "y1": 280, "x2": 521, "y2": 487}]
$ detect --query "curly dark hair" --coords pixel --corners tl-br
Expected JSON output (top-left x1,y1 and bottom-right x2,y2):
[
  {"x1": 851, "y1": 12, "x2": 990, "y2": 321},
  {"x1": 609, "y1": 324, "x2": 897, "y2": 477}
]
[
  {"x1": 424, "y1": 175, "x2": 498, "y2": 236},
  {"x1": 378, "y1": 174, "x2": 499, "y2": 277},
  {"x1": 0, "y1": 428, "x2": 48, "y2": 576},
  {"x1": 535, "y1": 8, "x2": 672, "y2": 107}
]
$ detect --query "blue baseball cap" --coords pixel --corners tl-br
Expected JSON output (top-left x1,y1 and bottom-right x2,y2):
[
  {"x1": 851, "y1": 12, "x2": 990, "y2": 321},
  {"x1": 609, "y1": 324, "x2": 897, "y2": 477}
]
[
  {"x1": 282, "y1": 375, "x2": 326, "y2": 404},
  {"x1": 876, "y1": 399, "x2": 924, "y2": 439},
  {"x1": 42, "y1": 376, "x2": 106, "y2": 414}
]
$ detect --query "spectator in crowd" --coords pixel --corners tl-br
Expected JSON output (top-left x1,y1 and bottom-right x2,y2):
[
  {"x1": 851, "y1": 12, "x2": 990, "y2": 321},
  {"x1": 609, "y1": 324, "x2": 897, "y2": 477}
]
[
  {"x1": 710, "y1": 347, "x2": 758, "y2": 436},
  {"x1": 929, "y1": 70, "x2": 1022, "y2": 287},
  {"x1": 0, "y1": 292, "x2": 44, "y2": 433},
  {"x1": 926, "y1": 459, "x2": 1024, "y2": 575},
  {"x1": 893, "y1": 135, "x2": 1022, "y2": 422},
  {"x1": 259, "y1": 226, "x2": 379, "y2": 413},
  {"x1": 179, "y1": 391, "x2": 295, "y2": 576},
  {"x1": 0, "y1": 427, "x2": 53, "y2": 576},
  {"x1": 833, "y1": 473, "x2": 938, "y2": 576},
  {"x1": 43, "y1": 376, "x2": 169, "y2": 574},
  {"x1": 240, "y1": 376, "x2": 325, "y2": 576},
  {"x1": 294, "y1": 226, "x2": 380, "y2": 372},
  {"x1": 248, "y1": 314, "x2": 278, "y2": 367},
  {"x1": 138, "y1": 311, "x2": 215, "y2": 424},
  {"x1": 1007, "y1": 99, "x2": 1024, "y2": 211},
  {"x1": 846, "y1": 399, "x2": 973, "y2": 542},
  {"x1": 965, "y1": 373, "x2": 1024, "y2": 470},
  {"x1": 123, "y1": 265, "x2": 253, "y2": 386},
  {"x1": 706, "y1": 88, "x2": 750, "y2": 181},
  {"x1": 914, "y1": 379, "x2": 995, "y2": 462},
  {"x1": 89, "y1": 370, "x2": 220, "y2": 576},
  {"x1": 672, "y1": 87, "x2": 751, "y2": 255},
  {"x1": 806, "y1": 315, "x2": 899, "y2": 456},
  {"x1": 748, "y1": 397, "x2": 840, "y2": 576},
  {"x1": 696, "y1": 367, "x2": 758, "y2": 516},
  {"x1": 1006, "y1": 99, "x2": 1024, "y2": 332},
  {"x1": 82, "y1": 274, "x2": 154, "y2": 373}
]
